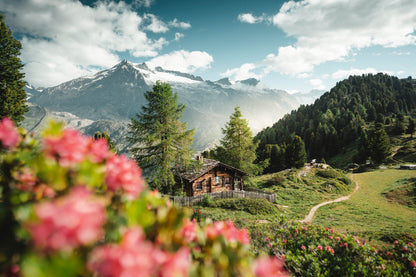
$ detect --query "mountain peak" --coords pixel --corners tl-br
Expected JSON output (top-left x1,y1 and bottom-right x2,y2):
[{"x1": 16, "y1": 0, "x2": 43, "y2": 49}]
[
  {"x1": 238, "y1": 78, "x2": 260, "y2": 86},
  {"x1": 215, "y1": 78, "x2": 232, "y2": 86}
]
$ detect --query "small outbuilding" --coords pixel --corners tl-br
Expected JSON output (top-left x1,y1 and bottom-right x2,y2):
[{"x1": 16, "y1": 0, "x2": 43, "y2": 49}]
[{"x1": 176, "y1": 158, "x2": 248, "y2": 197}]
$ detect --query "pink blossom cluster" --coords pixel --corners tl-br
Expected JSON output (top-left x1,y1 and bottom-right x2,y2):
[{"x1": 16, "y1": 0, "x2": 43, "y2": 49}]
[
  {"x1": 105, "y1": 154, "x2": 144, "y2": 200},
  {"x1": 43, "y1": 129, "x2": 109, "y2": 166},
  {"x1": 205, "y1": 220, "x2": 250, "y2": 245},
  {"x1": 253, "y1": 256, "x2": 288, "y2": 277},
  {"x1": 0, "y1": 117, "x2": 20, "y2": 148},
  {"x1": 181, "y1": 219, "x2": 197, "y2": 243},
  {"x1": 88, "y1": 227, "x2": 190, "y2": 277},
  {"x1": 28, "y1": 186, "x2": 106, "y2": 251},
  {"x1": 13, "y1": 168, "x2": 55, "y2": 198}
]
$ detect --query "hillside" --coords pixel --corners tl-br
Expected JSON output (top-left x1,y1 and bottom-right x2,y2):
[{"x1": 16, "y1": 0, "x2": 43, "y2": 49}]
[
  {"x1": 255, "y1": 73, "x2": 416, "y2": 170},
  {"x1": 23, "y1": 60, "x2": 322, "y2": 153}
]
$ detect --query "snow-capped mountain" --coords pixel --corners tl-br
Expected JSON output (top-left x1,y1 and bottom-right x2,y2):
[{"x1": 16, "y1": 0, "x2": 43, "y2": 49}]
[{"x1": 24, "y1": 60, "x2": 323, "y2": 152}]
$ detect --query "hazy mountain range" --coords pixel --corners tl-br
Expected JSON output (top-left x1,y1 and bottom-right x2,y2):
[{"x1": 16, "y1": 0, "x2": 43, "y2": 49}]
[{"x1": 23, "y1": 60, "x2": 324, "y2": 153}]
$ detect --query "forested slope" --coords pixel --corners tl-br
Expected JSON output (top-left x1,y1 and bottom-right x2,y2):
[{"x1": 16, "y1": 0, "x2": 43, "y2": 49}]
[{"x1": 255, "y1": 74, "x2": 416, "y2": 171}]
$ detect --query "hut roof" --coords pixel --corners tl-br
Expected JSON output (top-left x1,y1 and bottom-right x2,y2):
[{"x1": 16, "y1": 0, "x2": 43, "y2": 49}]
[{"x1": 178, "y1": 158, "x2": 248, "y2": 182}]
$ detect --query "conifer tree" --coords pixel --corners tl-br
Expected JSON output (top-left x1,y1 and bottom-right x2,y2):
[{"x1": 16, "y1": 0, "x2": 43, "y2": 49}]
[
  {"x1": 286, "y1": 135, "x2": 307, "y2": 168},
  {"x1": 0, "y1": 14, "x2": 28, "y2": 124},
  {"x1": 218, "y1": 106, "x2": 260, "y2": 174},
  {"x1": 128, "y1": 81, "x2": 195, "y2": 193},
  {"x1": 407, "y1": 118, "x2": 415, "y2": 137},
  {"x1": 94, "y1": 131, "x2": 118, "y2": 153},
  {"x1": 369, "y1": 123, "x2": 391, "y2": 165}
]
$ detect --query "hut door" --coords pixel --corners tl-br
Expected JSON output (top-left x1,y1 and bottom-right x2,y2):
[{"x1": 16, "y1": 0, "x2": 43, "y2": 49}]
[{"x1": 207, "y1": 178, "x2": 211, "y2": 193}]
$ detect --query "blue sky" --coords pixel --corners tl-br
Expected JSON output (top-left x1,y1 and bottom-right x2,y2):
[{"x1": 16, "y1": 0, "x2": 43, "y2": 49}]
[{"x1": 1, "y1": 0, "x2": 416, "y2": 92}]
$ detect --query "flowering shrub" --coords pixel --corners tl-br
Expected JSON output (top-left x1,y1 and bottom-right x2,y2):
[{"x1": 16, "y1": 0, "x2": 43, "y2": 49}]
[
  {"x1": 0, "y1": 118, "x2": 286, "y2": 276},
  {"x1": 248, "y1": 219, "x2": 416, "y2": 276}
]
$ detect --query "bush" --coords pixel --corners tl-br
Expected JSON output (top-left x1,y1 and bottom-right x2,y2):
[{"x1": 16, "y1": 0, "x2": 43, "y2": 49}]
[
  {"x1": 212, "y1": 198, "x2": 279, "y2": 215},
  {"x1": 0, "y1": 118, "x2": 287, "y2": 276},
  {"x1": 316, "y1": 168, "x2": 343, "y2": 179}
]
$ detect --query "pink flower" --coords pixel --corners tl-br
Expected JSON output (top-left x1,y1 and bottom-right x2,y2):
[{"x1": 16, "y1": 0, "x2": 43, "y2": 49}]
[
  {"x1": 344, "y1": 243, "x2": 348, "y2": 248},
  {"x1": 105, "y1": 154, "x2": 144, "y2": 200},
  {"x1": 295, "y1": 229, "x2": 299, "y2": 233},
  {"x1": 88, "y1": 227, "x2": 182, "y2": 277},
  {"x1": 34, "y1": 184, "x2": 56, "y2": 199},
  {"x1": 381, "y1": 264, "x2": 385, "y2": 270},
  {"x1": 181, "y1": 219, "x2": 197, "y2": 243},
  {"x1": 329, "y1": 236, "x2": 333, "y2": 240},
  {"x1": 330, "y1": 228, "x2": 334, "y2": 233},
  {"x1": 205, "y1": 221, "x2": 250, "y2": 245},
  {"x1": 14, "y1": 168, "x2": 37, "y2": 191},
  {"x1": 336, "y1": 237, "x2": 340, "y2": 241},
  {"x1": 317, "y1": 245, "x2": 323, "y2": 251},
  {"x1": 43, "y1": 129, "x2": 91, "y2": 166},
  {"x1": 0, "y1": 117, "x2": 20, "y2": 148},
  {"x1": 410, "y1": 260, "x2": 416, "y2": 268},
  {"x1": 386, "y1": 251, "x2": 392, "y2": 257},
  {"x1": 408, "y1": 242, "x2": 415, "y2": 247},
  {"x1": 301, "y1": 245, "x2": 306, "y2": 250},
  {"x1": 269, "y1": 243, "x2": 273, "y2": 248},
  {"x1": 89, "y1": 138, "x2": 110, "y2": 163},
  {"x1": 253, "y1": 256, "x2": 288, "y2": 277},
  {"x1": 159, "y1": 247, "x2": 191, "y2": 277},
  {"x1": 28, "y1": 186, "x2": 106, "y2": 251},
  {"x1": 325, "y1": 246, "x2": 334, "y2": 254},
  {"x1": 394, "y1": 240, "x2": 399, "y2": 245}
]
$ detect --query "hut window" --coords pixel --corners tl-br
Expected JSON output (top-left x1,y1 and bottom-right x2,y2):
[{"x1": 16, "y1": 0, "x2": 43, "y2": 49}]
[
  {"x1": 224, "y1": 177, "x2": 231, "y2": 185},
  {"x1": 195, "y1": 181, "x2": 202, "y2": 190},
  {"x1": 215, "y1": 176, "x2": 219, "y2": 185}
]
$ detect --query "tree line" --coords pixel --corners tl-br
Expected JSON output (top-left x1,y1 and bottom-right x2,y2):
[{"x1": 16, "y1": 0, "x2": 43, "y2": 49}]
[{"x1": 255, "y1": 73, "x2": 416, "y2": 172}]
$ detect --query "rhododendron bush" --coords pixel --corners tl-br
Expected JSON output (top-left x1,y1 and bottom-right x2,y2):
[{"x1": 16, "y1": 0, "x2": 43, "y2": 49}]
[{"x1": 0, "y1": 118, "x2": 286, "y2": 276}]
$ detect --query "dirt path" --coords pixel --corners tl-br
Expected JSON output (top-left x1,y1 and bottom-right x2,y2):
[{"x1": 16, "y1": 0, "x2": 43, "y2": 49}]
[{"x1": 299, "y1": 176, "x2": 359, "y2": 224}]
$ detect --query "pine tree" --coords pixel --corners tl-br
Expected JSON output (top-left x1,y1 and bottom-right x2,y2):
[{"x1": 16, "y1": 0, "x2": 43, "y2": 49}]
[
  {"x1": 369, "y1": 123, "x2": 391, "y2": 165},
  {"x1": 355, "y1": 129, "x2": 370, "y2": 164},
  {"x1": 94, "y1": 131, "x2": 118, "y2": 153},
  {"x1": 0, "y1": 14, "x2": 28, "y2": 124},
  {"x1": 286, "y1": 135, "x2": 307, "y2": 168},
  {"x1": 407, "y1": 118, "x2": 415, "y2": 137},
  {"x1": 128, "y1": 81, "x2": 195, "y2": 193},
  {"x1": 218, "y1": 106, "x2": 260, "y2": 174}
]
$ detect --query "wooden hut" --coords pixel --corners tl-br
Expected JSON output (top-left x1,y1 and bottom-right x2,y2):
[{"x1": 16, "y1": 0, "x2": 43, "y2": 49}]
[{"x1": 176, "y1": 158, "x2": 248, "y2": 197}]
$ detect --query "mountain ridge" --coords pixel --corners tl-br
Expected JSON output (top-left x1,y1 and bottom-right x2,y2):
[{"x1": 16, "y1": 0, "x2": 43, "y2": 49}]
[{"x1": 24, "y1": 60, "x2": 324, "y2": 153}]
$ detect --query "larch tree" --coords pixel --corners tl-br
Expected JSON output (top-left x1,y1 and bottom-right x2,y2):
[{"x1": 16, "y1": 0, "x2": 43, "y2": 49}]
[
  {"x1": 128, "y1": 81, "x2": 195, "y2": 193},
  {"x1": 0, "y1": 14, "x2": 28, "y2": 124},
  {"x1": 218, "y1": 106, "x2": 260, "y2": 175}
]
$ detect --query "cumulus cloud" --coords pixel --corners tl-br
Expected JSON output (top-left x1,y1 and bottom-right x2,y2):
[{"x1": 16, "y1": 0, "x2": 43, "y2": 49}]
[
  {"x1": 265, "y1": 0, "x2": 416, "y2": 75},
  {"x1": 147, "y1": 50, "x2": 213, "y2": 73},
  {"x1": 0, "y1": 0, "x2": 176, "y2": 87},
  {"x1": 169, "y1": 18, "x2": 191, "y2": 29},
  {"x1": 221, "y1": 63, "x2": 262, "y2": 81},
  {"x1": 309, "y1": 79, "x2": 326, "y2": 90},
  {"x1": 174, "y1": 33, "x2": 185, "y2": 41},
  {"x1": 331, "y1": 68, "x2": 394, "y2": 80},
  {"x1": 143, "y1": 14, "x2": 169, "y2": 33},
  {"x1": 231, "y1": 0, "x2": 416, "y2": 81},
  {"x1": 132, "y1": 0, "x2": 154, "y2": 8},
  {"x1": 237, "y1": 13, "x2": 271, "y2": 24}
]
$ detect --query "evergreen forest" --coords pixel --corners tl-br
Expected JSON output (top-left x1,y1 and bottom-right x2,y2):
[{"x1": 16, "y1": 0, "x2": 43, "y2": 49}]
[{"x1": 255, "y1": 73, "x2": 416, "y2": 172}]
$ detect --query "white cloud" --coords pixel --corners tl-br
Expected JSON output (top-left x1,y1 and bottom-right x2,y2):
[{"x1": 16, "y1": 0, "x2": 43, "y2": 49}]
[
  {"x1": 221, "y1": 63, "x2": 262, "y2": 81},
  {"x1": 309, "y1": 79, "x2": 326, "y2": 90},
  {"x1": 237, "y1": 13, "x2": 271, "y2": 24},
  {"x1": 174, "y1": 33, "x2": 184, "y2": 41},
  {"x1": 143, "y1": 14, "x2": 169, "y2": 33},
  {"x1": 169, "y1": 18, "x2": 191, "y2": 29},
  {"x1": 264, "y1": 0, "x2": 416, "y2": 75},
  {"x1": 331, "y1": 68, "x2": 394, "y2": 80},
  {"x1": 147, "y1": 50, "x2": 213, "y2": 73},
  {"x1": 0, "y1": 0, "x2": 174, "y2": 87},
  {"x1": 132, "y1": 0, "x2": 154, "y2": 8},
  {"x1": 230, "y1": 0, "x2": 416, "y2": 81}
]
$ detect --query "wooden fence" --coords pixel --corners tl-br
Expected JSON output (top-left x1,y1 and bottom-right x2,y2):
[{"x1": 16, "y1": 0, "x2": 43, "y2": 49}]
[{"x1": 165, "y1": 190, "x2": 277, "y2": 207}]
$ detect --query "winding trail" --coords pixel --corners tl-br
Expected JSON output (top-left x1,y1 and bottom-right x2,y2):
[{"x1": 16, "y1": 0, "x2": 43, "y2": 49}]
[{"x1": 299, "y1": 176, "x2": 359, "y2": 224}]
